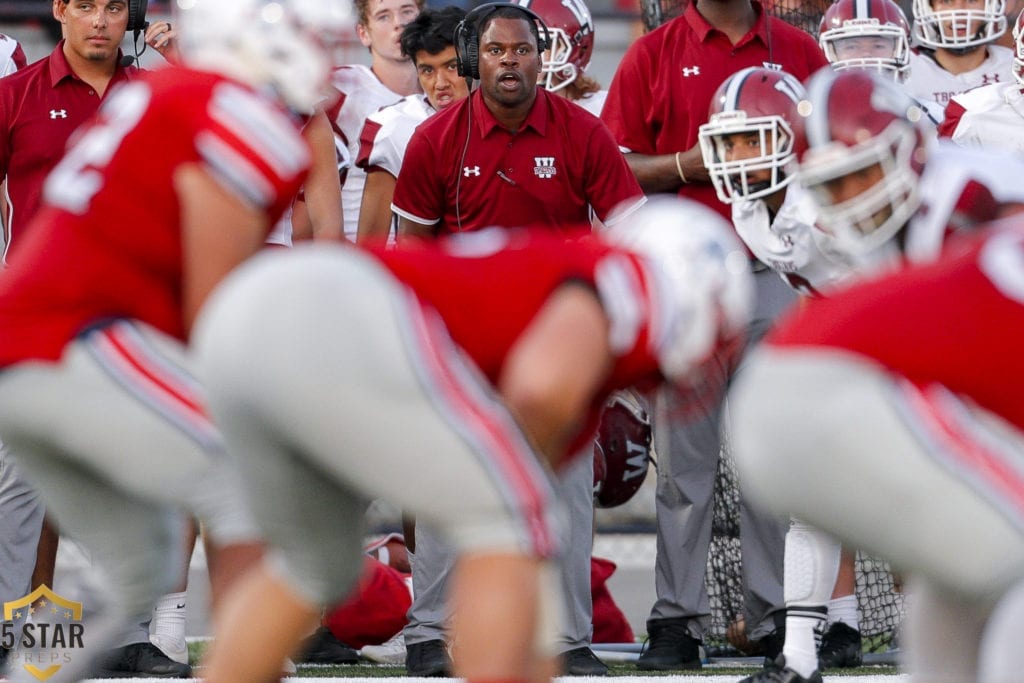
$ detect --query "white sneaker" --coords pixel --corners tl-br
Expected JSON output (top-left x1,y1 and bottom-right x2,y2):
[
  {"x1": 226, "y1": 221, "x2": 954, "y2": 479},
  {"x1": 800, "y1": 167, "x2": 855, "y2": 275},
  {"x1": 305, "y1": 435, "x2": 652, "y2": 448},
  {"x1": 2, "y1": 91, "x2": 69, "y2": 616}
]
[
  {"x1": 360, "y1": 632, "x2": 406, "y2": 664},
  {"x1": 149, "y1": 633, "x2": 189, "y2": 666}
]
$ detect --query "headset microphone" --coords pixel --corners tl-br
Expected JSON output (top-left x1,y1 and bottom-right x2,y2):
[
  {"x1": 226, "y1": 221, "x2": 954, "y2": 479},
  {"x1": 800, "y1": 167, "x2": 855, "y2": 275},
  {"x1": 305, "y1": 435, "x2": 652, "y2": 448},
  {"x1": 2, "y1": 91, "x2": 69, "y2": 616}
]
[{"x1": 120, "y1": 54, "x2": 137, "y2": 67}]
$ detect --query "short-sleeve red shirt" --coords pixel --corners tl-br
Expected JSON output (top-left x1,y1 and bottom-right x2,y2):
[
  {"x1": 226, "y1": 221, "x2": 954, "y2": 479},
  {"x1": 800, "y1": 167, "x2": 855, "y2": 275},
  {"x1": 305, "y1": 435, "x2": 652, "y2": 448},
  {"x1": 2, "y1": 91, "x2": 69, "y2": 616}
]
[
  {"x1": 0, "y1": 41, "x2": 139, "y2": 259},
  {"x1": 600, "y1": 2, "x2": 827, "y2": 221},
  {"x1": 391, "y1": 88, "x2": 644, "y2": 233},
  {"x1": 0, "y1": 67, "x2": 310, "y2": 366}
]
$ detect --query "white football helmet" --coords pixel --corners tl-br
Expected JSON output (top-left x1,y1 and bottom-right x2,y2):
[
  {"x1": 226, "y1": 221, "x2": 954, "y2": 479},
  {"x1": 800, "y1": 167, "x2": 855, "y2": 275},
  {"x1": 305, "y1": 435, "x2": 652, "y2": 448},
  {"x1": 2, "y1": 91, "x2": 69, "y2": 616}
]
[
  {"x1": 911, "y1": 0, "x2": 1006, "y2": 49},
  {"x1": 605, "y1": 196, "x2": 754, "y2": 386},
  {"x1": 176, "y1": 0, "x2": 351, "y2": 112}
]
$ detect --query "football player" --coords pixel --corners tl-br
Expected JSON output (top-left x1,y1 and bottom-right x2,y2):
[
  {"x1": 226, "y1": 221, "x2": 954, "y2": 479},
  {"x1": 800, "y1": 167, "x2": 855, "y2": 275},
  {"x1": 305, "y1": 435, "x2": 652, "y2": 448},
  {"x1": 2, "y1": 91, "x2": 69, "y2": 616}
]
[
  {"x1": 726, "y1": 66, "x2": 1024, "y2": 683},
  {"x1": 939, "y1": 8, "x2": 1024, "y2": 154},
  {"x1": 697, "y1": 66, "x2": 854, "y2": 298},
  {"x1": 0, "y1": 1, "x2": 347, "y2": 680},
  {"x1": 698, "y1": 66, "x2": 861, "y2": 683},
  {"x1": 194, "y1": 197, "x2": 755, "y2": 683},
  {"x1": 730, "y1": 213, "x2": 1024, "y2": 683},
  {"x1": 519, "y1": 0, "x2": 607, "y2": 115},
  {"x1": 907, "y1": 0, "x2": 1013, "y2": 111}
]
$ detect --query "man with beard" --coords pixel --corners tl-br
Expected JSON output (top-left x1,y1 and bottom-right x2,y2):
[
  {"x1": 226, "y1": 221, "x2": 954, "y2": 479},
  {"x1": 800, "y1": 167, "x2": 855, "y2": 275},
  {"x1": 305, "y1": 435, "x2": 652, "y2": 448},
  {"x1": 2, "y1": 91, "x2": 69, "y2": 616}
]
[
  {"x1": 391, "y1": 3, "x2": 643, "y2": 237},
  {"x1": 389, "y1": 6, "x2": 642, "y2": 675}
]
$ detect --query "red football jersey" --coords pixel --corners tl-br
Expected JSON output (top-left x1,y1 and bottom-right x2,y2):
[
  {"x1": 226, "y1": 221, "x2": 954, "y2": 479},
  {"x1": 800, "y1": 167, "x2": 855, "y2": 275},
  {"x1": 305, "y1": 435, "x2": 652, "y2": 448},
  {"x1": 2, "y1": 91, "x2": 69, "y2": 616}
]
[
  {"x1": 373, "y1": 229, "x2": 666, "y2": 453},
  {"x1": 766, "y1": 222, "x2": 1024, "y2": 431},
  {"x1": 0, "y1": 67, "x2": 311, "y2": 366}
]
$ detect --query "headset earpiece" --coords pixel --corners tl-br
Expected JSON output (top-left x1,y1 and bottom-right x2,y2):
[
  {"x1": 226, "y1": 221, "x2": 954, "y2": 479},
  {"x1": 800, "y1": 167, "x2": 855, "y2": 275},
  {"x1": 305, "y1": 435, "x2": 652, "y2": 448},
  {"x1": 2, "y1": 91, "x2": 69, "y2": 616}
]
[
  {"x1": 453, "y1": 2, "x2": 550, "y2": 81},
  {"x1": 127, "y1": 0, "x2": 150, "y2": 34}
]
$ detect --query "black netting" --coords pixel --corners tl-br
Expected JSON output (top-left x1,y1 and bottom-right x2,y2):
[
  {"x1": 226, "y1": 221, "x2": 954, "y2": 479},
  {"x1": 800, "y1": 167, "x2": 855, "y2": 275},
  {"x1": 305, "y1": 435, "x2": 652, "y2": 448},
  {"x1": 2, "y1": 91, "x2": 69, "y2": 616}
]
[
  {"x1": 704, "y1": 446, "x2": 906, "y2": 652},
  {"x1": 639, "y1": 0, "x2": 833, "y2": 37}
]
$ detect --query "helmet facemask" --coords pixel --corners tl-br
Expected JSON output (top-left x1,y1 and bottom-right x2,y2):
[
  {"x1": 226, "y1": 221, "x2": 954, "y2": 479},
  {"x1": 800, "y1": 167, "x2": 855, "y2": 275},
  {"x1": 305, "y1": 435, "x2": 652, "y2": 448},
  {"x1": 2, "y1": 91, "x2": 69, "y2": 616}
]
[
  {"x1": 541, "y1": 27, "x2": 579, "y2": 92},
  {"x1": 801, "y1": 120, "x2": 921, "y2": 257},
  {"x1": 912, "y1": 0, "x2": 1007, "y2": 49},
  {"x1": 698, "y1": 113, "x2": 797, "y2": 204},
  {"x1": 821, "y1": 22, "x2": 911, "y2": 82}
]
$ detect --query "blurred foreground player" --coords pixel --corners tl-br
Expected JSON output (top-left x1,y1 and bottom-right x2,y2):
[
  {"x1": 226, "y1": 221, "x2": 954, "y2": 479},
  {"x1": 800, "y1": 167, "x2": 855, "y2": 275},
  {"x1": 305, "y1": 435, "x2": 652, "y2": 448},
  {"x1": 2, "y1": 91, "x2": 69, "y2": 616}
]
[
  {"x1": 730, "y1": 219, "x2": 1024, "y2": 683},
  {"x1": 0, "y1": 0, "x2": 348, "y2": 680},
  {"x1": 194, "y1": 197, "x2": 755, "y2": 683}
]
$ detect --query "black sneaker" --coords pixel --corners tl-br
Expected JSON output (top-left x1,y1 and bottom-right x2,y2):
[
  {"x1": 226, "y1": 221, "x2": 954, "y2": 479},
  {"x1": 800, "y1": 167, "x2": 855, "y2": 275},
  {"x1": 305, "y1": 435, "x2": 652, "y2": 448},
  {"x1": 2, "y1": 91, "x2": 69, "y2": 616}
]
[
  {"x1": 298, "y1": 626, "x2": 359, "y2": 664},
  {"x1": 756, "y1": 626, "x2": 786, "y2": 667},
  {"x1": 636, "y1": 617, "x2": 702, "y2": 671},
  {"x1": 405, "y1": 639, "x2": 452, "y2": 677},
  {"x1": 818, "y1": 622, "x2": 863, "y2": 668},
  {"x1": 738, "y1": 654, "x2": 823, "y2": 683},
  {"x1": 96, "y1": 642, "x2": 193, "y2": 678},
  {"x1": 562, "y1": 646, "x2": 608, "y2": 676}
]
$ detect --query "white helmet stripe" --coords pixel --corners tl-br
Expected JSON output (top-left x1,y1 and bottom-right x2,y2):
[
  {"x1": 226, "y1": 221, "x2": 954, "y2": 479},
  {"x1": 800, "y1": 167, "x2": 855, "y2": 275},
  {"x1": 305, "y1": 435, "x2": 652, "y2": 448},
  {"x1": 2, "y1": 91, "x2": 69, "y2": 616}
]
[
  {"x1": 722, "y1": 67, "x2": 756, "y2": 112},
  {"x1": 804, "y1": 71, "x2": 835, "y2": 147},
  {"x1": 857, "y1": 0, "x2": 870, "y2": 18}
]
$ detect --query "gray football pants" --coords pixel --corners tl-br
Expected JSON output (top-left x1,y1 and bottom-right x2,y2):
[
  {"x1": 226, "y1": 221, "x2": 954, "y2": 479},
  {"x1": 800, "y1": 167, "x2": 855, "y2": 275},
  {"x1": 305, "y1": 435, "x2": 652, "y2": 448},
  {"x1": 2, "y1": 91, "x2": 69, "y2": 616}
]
[
  {"x1": 406, "y1": 447, "x2": 595, "y2": 652},
  {"x1": 0, "y1": 444, "x2": 45, "y2": 607},
  {"x1": 648, "y1": 268, "x2": 796, "y2": 641}
]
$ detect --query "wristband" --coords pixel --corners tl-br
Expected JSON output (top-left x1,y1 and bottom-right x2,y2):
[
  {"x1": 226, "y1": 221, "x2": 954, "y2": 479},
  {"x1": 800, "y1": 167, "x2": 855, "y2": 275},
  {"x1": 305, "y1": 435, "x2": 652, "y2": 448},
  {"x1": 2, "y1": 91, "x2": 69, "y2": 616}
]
[{"x1": 675, "y1": 151, "x2": 688, "y2": 184}]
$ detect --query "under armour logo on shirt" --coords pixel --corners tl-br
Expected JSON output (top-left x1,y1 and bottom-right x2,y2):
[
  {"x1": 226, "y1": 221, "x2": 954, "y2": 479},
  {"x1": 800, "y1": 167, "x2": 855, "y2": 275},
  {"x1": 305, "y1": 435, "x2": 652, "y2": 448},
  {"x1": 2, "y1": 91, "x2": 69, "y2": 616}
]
[
  {"x1": 463, "y1": 166, "x2": 480, "y2": 177},
  {"x1": 682, "y1": 66, "x2": 700, "y2": 77},
  {"x1": 50, "y1": 109, "x2": 68, "y2": 119}
]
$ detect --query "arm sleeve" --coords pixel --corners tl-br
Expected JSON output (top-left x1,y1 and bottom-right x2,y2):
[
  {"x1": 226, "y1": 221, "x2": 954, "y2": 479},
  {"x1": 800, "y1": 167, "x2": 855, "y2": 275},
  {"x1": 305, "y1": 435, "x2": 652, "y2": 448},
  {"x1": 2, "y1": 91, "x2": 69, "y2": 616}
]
[
  {"x1": 937, "y1": 100, "x2": 966, "y2": 140},
  {"x1": 391, "y1": 126, "x2": 443, "y2": 225}
]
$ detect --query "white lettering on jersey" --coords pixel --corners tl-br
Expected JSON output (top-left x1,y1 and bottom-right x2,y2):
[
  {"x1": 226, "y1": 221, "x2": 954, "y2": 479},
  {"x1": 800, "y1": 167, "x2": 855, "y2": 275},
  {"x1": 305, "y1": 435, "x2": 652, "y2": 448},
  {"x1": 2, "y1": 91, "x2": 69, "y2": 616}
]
[
  {"x1": 45, "y1": 83, "x2": 150, "y2": 215},
  {"x1": 594, "y1": 254, "x2": 645, "y2": 355}
]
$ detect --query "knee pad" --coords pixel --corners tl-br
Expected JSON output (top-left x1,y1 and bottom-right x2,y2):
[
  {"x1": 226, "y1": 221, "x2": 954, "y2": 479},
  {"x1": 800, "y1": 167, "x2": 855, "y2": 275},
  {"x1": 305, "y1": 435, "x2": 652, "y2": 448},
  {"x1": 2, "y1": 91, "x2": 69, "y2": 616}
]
[{"x1": 784, "y1": 520, "x2": 841, "y2": 606}]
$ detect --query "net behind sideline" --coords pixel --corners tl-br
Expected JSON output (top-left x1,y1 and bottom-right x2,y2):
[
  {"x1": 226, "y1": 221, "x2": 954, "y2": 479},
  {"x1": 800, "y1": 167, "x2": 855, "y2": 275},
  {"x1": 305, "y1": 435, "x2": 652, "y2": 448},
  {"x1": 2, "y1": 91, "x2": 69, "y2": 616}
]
[{"x1": 596, "y1": 439, "x2": 906, "y2": 653}]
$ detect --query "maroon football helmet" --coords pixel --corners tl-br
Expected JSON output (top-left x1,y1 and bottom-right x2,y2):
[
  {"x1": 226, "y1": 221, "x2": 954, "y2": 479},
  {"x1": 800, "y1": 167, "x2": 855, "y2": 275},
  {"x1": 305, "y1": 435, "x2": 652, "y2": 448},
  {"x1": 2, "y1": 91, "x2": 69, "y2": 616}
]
[
  {"x1": 819, "y1": 0, "x2": 912, "y2": 82},
  {"x1": 515, "y1": 0, "x2": 595, "y2": 92},
  {"x1": 593, "y1": 390, "x2": 652, "y2": 509},
  {"x1": 794, "y1": 68, "x2": 928, "y2": 258},
  {"x1": 698, "y1": 67, "x2": 806, "y2": 204}
]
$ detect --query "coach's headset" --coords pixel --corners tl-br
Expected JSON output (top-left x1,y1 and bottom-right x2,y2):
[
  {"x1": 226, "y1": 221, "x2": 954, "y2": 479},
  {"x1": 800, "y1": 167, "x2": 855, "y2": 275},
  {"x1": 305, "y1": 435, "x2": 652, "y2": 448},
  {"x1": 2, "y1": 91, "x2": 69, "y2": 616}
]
[
  {"x1": 453, "y1": 2, "x2": 551, "y2": 80},
  {"x1": 120, "y1": 0, "x2": 150, "y2": 67},
  {"x1": 128, "y1": 0, "x2": 150, "y2": 33}
]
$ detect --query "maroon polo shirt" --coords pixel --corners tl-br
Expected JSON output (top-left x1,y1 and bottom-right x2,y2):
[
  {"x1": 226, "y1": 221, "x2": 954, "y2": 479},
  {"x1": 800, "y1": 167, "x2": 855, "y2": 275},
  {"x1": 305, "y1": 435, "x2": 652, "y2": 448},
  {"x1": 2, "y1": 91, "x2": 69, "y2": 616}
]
[
  {"x1": 601, "y1": 1, "x2": 827, "y2": 221},
  {"x1": 0, "y1": 41, "x2": 137, "y2": 260},
  {"x1": 392, "y1": 87, "x2": 644, "y2": 234}
]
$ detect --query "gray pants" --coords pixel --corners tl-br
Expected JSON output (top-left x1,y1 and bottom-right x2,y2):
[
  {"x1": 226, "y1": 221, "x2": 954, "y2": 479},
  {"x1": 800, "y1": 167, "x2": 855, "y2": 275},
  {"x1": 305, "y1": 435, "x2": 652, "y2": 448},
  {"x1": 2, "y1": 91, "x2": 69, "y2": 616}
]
[
  {"x1": 406, "y1": 446, "x2": 596, "y2": 652},
  {"x1": 648, "y1": 269, "x2": 794, "y2": 641},
  {"x1": 0, "y1": 445, "x2": 44, "y2": 608},
  {"x1": 0, "y1": 321, "x2": 259, "y2": 682}
]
